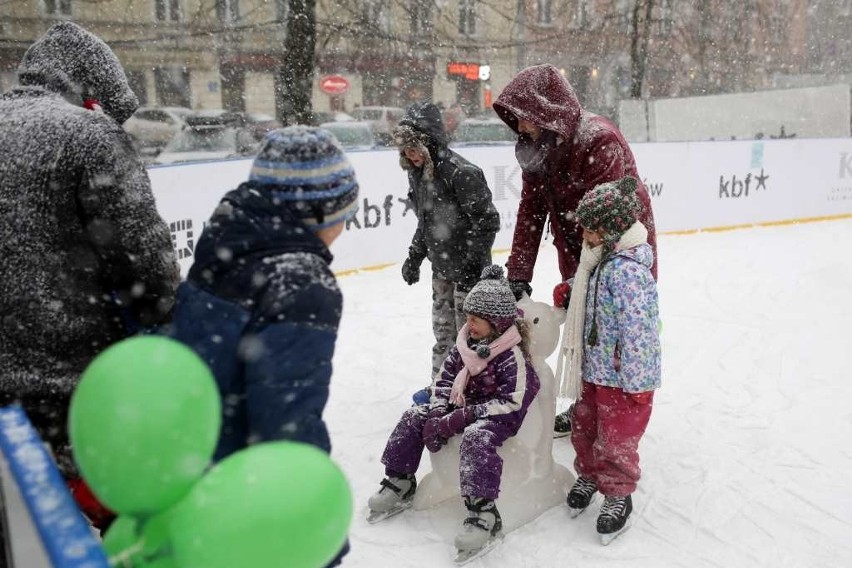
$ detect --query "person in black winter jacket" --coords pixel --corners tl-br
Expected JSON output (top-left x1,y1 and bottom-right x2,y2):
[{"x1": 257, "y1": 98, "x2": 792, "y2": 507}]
[
  {"x1": 0, "y1": 22, "x2": 179, "y2": 509},
  {"x1": 393, "y1": 102, "x2": 500, "y2": 380}
]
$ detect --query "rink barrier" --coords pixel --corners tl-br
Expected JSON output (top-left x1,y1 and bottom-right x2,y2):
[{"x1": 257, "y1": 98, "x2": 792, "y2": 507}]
[
  {"x1": 148, "y1": 138, "x2": 852, "y2": 277},
  {"x1": 334, "y1": 212, "x2": 852, "y2": 276},
  {"x1": 0, "y1": 405, "x2": 109, "y2": 568}
]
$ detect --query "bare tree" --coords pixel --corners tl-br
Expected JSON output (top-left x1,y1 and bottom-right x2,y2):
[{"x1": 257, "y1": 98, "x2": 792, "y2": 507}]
[
  {"x1": 276, "y1": 0, "x2": 317, "y2": 125},
  {"x1": 628, "y1": 0, "x2": 655, "y2": 98}
]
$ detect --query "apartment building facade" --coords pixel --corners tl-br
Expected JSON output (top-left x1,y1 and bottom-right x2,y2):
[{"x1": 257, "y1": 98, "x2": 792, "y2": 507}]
[{"x1": 0, "y1": 1, "x2": 829, "y2": 120}]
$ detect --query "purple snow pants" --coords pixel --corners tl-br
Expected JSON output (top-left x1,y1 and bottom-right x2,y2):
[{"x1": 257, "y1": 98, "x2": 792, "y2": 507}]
[{"x1": 381, "y1": 405, "x2": 516, "y2": 500}]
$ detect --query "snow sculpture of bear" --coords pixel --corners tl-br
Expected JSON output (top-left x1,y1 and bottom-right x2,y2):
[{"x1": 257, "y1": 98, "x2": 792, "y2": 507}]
[{"x1": 413, "y1": 295, "x2": 575, "y2": 533}]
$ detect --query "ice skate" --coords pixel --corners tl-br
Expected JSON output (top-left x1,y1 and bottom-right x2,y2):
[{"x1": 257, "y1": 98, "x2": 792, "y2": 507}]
[
  {"x1": 366, "y1": 474, "x2": 416, "y2": 524},
  {"x1": 453, "y1": 497, "x2": 504, "y2": 565},
  {"x1": 566, "y1": 476, "x2": 597, "y2": 518},
  {"x1": 597, "y1": 494, "x2": 633, "y2": 545},
  {"x1": 552, "y1": 403, "x2": 574, "y2": 438}
]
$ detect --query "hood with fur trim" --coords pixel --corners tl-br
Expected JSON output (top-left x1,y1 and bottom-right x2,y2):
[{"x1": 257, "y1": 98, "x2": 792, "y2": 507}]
[{"x1": 393, "y1": 102, "x2": 451, "y2": 181}]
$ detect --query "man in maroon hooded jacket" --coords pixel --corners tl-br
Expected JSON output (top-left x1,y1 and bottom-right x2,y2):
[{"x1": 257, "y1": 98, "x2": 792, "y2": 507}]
[
  {"x1": 493, "y1": 64, "x2": 658, "y2": 436},
  {"x1": 493, "y1": 64, "x2": 658, "y2": 295}
]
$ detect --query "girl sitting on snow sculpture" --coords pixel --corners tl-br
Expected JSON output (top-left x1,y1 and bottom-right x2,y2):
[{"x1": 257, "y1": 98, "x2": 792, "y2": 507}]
[{"x1": 368, "y1": 265, "x2": 540, "y2": 562}]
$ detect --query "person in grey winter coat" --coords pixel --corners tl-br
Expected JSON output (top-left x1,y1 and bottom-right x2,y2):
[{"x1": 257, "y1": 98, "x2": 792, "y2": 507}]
[
  {"x1": 394, "y1": 102, "x2": 501, "y2": 379},
  {"x1": 0, "y1": 22, "x2": 179, "y2": 495}
]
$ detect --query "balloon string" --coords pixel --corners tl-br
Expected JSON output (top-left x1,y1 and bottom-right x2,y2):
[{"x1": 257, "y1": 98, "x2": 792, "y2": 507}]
[{"x1": 108, "y1": 539, "x2": 144, "y2": 567}]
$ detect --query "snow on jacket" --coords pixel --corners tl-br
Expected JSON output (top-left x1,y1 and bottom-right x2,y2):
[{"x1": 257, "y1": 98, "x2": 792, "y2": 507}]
[
  {"x1": 400, "y1": 103, "x2": 500, "y2": 289},
  {"x1": 432, "y1": 343, "x2": 540, "y2": 434},
  {"x1": 493, "y1": 64, "x2": 658, "y2": 283},
  {"x1": 582, "y1": 244, "x2": 661, "y2": 393},
  {"x1": 0, "y1": 22, "x2": 179, "y2": 401},
  {"x1": 168, "y1": 183, "x2": 341, "y2": 460}
]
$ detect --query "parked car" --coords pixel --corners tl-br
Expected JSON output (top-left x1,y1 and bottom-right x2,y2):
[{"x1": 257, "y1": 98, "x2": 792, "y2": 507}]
[
  {"x1": 320, "y1": 121, "x2": 378, "y2": 151},
  {"x1": 311, "y1": 110, "x2": 356, "y2": 125},
  {"x1": 123, "y1": 106, "x2": 192, "y2": 153},
  {"x1": 451, "y1": 118, "x2": 517, "y2": 147},
  {"x1": 245, "y1": 112, "x2": 282, "y2": 138},
  {"x1": 154, "y1": 111, "x2": 261, "y2": 164},
  {"x1": 350, "y1": 106, "x2": 404, "y2": 145}
]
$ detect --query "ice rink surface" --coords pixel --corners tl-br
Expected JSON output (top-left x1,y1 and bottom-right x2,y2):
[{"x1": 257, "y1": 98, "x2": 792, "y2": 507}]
[{"x1": 328, "y1": 218, "x2": 852, "y2": 568}]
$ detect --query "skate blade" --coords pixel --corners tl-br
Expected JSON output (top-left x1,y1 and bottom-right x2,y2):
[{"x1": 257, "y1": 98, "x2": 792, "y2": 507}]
[
  {"x1": 454, "y1": 533, "x2": 504, "y2": 565},
  {"x1": 599, "y1": 518, "x2": 632, "y2": 546},
  {"x1": 366, "y1": 500, "x2": 412, "y2": 524},
  {"x1": 568, "y1": 505, "x2": 587, "y2": 518}
]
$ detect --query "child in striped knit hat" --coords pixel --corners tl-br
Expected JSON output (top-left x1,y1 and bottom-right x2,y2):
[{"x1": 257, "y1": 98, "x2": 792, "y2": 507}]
[
  {"x1": 559, "y1": 175, "x2": 661, "y2": 545},
  {"x1": 169, "y1": 125, "x2": 359, "y2": 565},
  {"x1": 368, "y1": 265, "x2": 540, "y2": 561}
]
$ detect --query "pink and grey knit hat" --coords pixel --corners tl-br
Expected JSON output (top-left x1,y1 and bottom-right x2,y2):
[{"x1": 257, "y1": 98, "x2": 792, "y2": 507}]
[
  {"x1": 463, "y1": 265, "x2": 518, "y2": 334},
  {"x1": 575, "y1": 176, "x2": 641, "y2": 245}
]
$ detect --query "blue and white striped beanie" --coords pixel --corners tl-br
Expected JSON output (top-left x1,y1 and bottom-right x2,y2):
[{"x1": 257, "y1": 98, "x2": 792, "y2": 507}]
[{"x1": 249, "y1": 126, "x2": 359, "y2": 229}]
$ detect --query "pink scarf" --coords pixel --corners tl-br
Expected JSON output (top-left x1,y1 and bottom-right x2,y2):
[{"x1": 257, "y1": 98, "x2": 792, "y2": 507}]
[{"x1": 449, "y1": 324, "x2": 522, "y2": 407}]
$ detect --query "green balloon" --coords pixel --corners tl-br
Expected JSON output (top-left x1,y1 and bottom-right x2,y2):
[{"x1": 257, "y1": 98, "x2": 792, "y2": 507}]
[
  {"x1": 169, "y1": 442, "x2": 352, "y2": 568},
  {"x1": 69, "y1": 336, "x2": 221, "y2": 515}
]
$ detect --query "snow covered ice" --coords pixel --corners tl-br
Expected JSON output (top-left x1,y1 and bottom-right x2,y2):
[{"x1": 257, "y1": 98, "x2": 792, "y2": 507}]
[{"x1": 328, "y1": 218, "x2": 852, "y2": 567}]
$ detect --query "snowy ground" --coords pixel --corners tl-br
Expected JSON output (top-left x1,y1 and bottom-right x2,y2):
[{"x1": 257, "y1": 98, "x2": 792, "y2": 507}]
[{"x1": 326, "y1": 218, "x2": 852, "y2": 568}]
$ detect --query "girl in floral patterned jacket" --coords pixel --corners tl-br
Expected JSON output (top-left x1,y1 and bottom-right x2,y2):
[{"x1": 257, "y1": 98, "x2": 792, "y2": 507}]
[{"x1": 557, "y1": 175, "x2": 661, "y2": 545}]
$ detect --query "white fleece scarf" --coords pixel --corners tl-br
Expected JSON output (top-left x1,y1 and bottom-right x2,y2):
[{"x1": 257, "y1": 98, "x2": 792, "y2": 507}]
[
  {"x1": 555, "y1": 221, "x2": 648, "y2": 399},
  {"x1": 449, "y1": 323, "x2": 522, "y2": 407}
]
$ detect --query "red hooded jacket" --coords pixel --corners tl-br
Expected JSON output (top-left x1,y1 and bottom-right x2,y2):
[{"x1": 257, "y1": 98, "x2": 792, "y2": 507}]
[{"x1": 493, "y1": 64, "x2": 658, "y2": 283}]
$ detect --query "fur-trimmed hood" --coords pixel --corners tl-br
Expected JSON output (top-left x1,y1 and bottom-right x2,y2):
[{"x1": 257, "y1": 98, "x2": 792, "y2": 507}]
[{"x1": 393, "y1": 102, "x2": 451, "y2": 181}]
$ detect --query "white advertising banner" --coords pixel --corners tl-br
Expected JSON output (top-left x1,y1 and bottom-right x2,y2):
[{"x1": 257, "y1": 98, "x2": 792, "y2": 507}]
[{"x1": 149, "y1": 138, "x2": 852, "y2": 275}]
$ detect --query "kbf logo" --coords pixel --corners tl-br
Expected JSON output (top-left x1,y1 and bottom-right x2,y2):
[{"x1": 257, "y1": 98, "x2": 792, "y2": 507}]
[
  {"x1": 719, "y1": 168, "x2": 769, "y2": 198},
  {"x1": 170, "y1": 219, "x2": 194, "y2": 260},
  {"x1": 840, "y1": 153, "x2": 852, "y2": 178}
]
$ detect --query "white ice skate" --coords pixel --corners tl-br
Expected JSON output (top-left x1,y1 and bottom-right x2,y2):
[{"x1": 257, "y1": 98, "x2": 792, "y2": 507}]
[
  {"x1": 453, "y1": 497, "x2": 504, "y2": 565},
  {"x1": 366, "y1": 475, "x2": 416, "y2": 524}
]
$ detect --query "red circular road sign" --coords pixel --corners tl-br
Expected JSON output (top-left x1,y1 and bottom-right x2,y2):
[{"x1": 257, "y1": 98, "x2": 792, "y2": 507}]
[{"x1": 320, "y1": 75, "x2": 350, "y2": 95}]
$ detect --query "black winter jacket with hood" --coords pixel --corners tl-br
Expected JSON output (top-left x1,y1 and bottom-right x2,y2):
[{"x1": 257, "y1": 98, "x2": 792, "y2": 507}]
[
  {"x1": 396, "y1": 102, "x2": 500, "y2": 289},
  {"x1": 0, "y1": 23, "x2": 179, "y2": 472}
]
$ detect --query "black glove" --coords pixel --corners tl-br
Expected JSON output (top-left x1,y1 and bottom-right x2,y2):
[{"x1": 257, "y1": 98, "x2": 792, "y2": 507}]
[
  {"x1": 508, "y1": 280, "x2": 532, "y2": 301},
  {"x1": 456, "y1": 267, "x2": 480, "y2": 293},
  {"x1": 401, "y1": 256, "x2": 421, "y2": 285}
]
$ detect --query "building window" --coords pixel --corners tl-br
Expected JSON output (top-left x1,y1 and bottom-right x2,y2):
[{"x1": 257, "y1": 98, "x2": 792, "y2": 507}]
[
  {"x1": 155, "y1": 0, "x2": 181, "y2": 22},
  {"x1": 154, "y1": 67, "x2": 191, "y2": 108},
  {"x1": 275, "y1": 0, "x2": 288, "y2": 21},
  {"x1": 537, "y1": 0, "x2": 553, "y2": 25},
  {"x1": 217, "y1": 0, "x2": 239, "y2": 23},
  {"x1": 410, "y1": 0, "x2": 432, "y2": 35},
  {"x1": 43, "y1": 0, "x2": 72, "y2": 17},
  {"x1": 569, "y1": 0, "x2": 588, "y2": 29},
  {"x1": 362, "y1": 0, "x2": 390, "y2": 33},
  {"x1": 125, "y1": 70, "x2": 148, "y2": 106},
  {"x1": 459, "y1": 0, "x2": 477, "y2": 36},
  {"x1": 657, "y1": 0, "x2": 672, "y2": 34}
]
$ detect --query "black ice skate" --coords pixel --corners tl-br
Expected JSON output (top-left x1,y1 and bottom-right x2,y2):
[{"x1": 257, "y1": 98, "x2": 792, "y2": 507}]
[
  {"x1": 454, "y1": 497, "x2": 504, "y2": 565},
  {"x1": 366, "y1": 474, "x2": 416, "y2": 524},
  {"x1": 566, "y1": 476, "x2": 598, "y2": 517},
  {"x1": 597, "y1": 494, "x2": 633, "y2": 545},
  {"x1": 553, "y1": 403, "x2": 575, "y2": 438}
]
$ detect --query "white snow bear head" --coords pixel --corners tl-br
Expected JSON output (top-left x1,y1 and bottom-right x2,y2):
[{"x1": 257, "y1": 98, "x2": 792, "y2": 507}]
[{"x1": 517, "y1": 294, "x2": 566, "y2": 362}]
